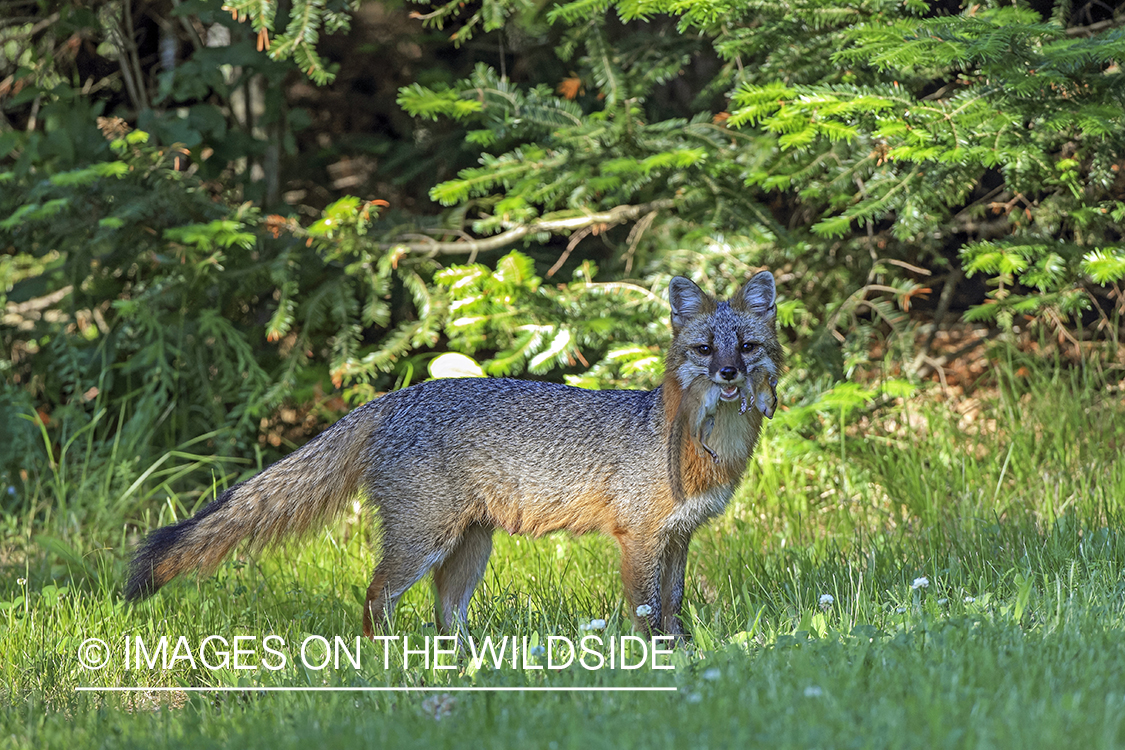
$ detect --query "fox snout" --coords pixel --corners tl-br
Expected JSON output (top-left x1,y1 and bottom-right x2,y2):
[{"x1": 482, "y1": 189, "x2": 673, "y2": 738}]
[
  {"x1": 712, "y1": 367, "x2": 745, "y2": 402},
  {"x1": 707, "y1": 366, "x2": 775, "y2": 415}
]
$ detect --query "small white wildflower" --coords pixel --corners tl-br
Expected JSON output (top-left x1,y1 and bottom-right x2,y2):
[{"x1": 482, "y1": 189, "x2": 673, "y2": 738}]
[
  {"x1": 911, "y1": 576, "x2": 929, "y2": 590},
  {"x1": 529, "y1": 645, "x2": 546, "y2": 657},
  {"x1": 937, "y1": 598, "x2": 949, "y2": 606},
  {"x1": 818, "y1": 594, "x2": 834, "y2": 611},
  {"x1": 964, "y1": 596, "x2": 975, "y2": 603},
  {"x1": 420, "y1": 693, "x2": 456, "y2": 721},
  {"x1": 804, "y1": 685, "x2": 823, "y2": 698},
  {"x1": 896, "y1": 607, "x2": 907, "y2": 614},
  {"x1": 580, "y1": 618, "x2": 607, "y2": 631},
  {"x1": 635, "y1": 604, "x2": 653, "y2": 617},
  {"x1": 702, "y1": 668, "x2": 721, "y2": 681},
  {"x1": 17, "y1": 578, "x2": 26, "y2": 586}
]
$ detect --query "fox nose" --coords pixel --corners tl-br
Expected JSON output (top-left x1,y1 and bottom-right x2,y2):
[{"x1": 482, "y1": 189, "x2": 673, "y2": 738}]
[{"x1": 719, "y1": 366, "x2": 737, "y2": 381}]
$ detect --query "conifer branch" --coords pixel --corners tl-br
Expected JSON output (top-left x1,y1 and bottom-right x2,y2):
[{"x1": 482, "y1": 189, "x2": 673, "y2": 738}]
[{"x1": 384, "y1": 200, "x2": 676, "y2": 256}]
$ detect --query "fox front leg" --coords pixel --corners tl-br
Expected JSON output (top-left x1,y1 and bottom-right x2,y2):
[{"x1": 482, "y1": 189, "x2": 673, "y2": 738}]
[
  {"x1": 659, "y1": 534, "x2": 690, "y2": 638},
  {"x1": 617, "y1": 533, "x2": 663, "y2": 634}
]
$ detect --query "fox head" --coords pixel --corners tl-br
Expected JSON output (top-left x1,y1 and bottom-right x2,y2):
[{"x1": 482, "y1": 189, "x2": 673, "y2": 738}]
[{"x1": 666, "y1": 272, "x2": 784, "y2": 414}]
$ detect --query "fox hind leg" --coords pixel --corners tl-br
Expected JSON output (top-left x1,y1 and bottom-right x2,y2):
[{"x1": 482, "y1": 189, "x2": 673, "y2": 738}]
[
  {"x1": 363, "y1": 533, "x2": 446, "y2": 638},
  {"x1": 433, "y1": 523, "x2": 494, "y2": 634}
]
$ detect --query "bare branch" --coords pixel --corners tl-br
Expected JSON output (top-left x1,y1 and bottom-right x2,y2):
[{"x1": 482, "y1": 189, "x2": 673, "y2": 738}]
[
  {"x1": 121, "y1": 0, "x2": 149, "y2": 111},
  {"x1": 1065, "y1": 17, "x2": 1125, "y2": 36},
  {"x1": 0, "y1": 11, "x2": 59, "y2": 36},
  {"x1": 106, "y1": 4, "x2": 145, "y2": 113},
  {"x1": 546, "y1": 224, "x2": 595, "y2": 277},
  {"x1": 4, "y1": 285, "x2": 74, "y2": 316},
  {"x1": 623, "y1": 209, "x2": 657, "y2": 274},
  {"x1": 583, "y1": 281, "x2": 667, "y2": 308},
  {"x1": 882, "y1": 258, "x2": 932, "y2": 276},
  {"x1": 167, "y1": 0, "x2": 205, "y2": 51},
  {"x1": 382, "y1": 199, "x2": 676, "y2": 256}
]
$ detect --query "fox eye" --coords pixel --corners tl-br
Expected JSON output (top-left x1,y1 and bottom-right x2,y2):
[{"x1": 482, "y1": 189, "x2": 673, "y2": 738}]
[
  {"x1": 741, "y1": 341, "x2": 758, "y2": 353},
  {"x1": 695, "y1": 344, "x2": 712, "y2": 356}
]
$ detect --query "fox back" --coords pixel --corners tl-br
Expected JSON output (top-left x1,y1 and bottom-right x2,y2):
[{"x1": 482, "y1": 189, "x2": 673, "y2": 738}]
[{"x1": 126, "y1": 271, "x2": 784, "y2": 637}]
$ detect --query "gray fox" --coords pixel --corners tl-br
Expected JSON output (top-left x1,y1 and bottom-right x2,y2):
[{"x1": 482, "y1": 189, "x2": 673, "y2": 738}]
[{"x1": 126, "y1": 272, "x2": 784, "y2": 636}]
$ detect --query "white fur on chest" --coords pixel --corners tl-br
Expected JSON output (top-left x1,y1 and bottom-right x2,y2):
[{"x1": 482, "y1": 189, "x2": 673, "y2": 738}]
[
  {"x1": 664, "y1": 483, "x2": 736, "y2": 535},
  {"x1": 707, "y1": 400, "x2": 760, "y2": 461}
]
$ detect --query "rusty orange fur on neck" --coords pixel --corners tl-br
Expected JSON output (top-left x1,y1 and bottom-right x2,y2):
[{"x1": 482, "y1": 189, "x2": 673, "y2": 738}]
[{"x1": 662, "y1": 373, "x2": 745, "y2": 498}]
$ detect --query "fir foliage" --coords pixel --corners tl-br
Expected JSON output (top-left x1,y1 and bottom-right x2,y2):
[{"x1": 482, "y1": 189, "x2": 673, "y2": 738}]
[{"x1": 5, "y1": 0, "x2": 1125, "y2": 512}]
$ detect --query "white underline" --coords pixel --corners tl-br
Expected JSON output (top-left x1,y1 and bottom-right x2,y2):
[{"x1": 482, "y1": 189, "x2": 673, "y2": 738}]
[{"x1": 76, "y1": 686, "x2": 677, "y2": 693}]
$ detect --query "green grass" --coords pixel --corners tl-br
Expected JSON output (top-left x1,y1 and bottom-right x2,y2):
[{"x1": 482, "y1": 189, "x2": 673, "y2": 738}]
[{"x1": 3, "y1": 355, "x2": 1125, "y2": 748}]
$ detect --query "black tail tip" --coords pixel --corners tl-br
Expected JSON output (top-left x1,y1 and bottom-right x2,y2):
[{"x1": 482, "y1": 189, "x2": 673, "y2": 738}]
[
  {"x1": 123, "y1": 483, "x2": 237, "y2": 603},
  {"x1": 123, "y1": 518, "x2": 195, "y2": 602},
  {"x1": 124, "y1": 566, "x2": 158, "y2": 602}
]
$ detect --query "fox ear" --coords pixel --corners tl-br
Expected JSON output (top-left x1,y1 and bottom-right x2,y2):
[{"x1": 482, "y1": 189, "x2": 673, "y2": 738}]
[
  {"x1": 669, "y1": 276, "x2": 707, "y2": 330},
  {"x1": 739, "y1": 271, "x2": 776, "y2": 317}
]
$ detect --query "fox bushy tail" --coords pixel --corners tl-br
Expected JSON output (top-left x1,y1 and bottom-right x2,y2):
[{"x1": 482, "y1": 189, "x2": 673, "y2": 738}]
[{"x1": 125, "y1": 410, "x2": 374, "y2": 601}]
